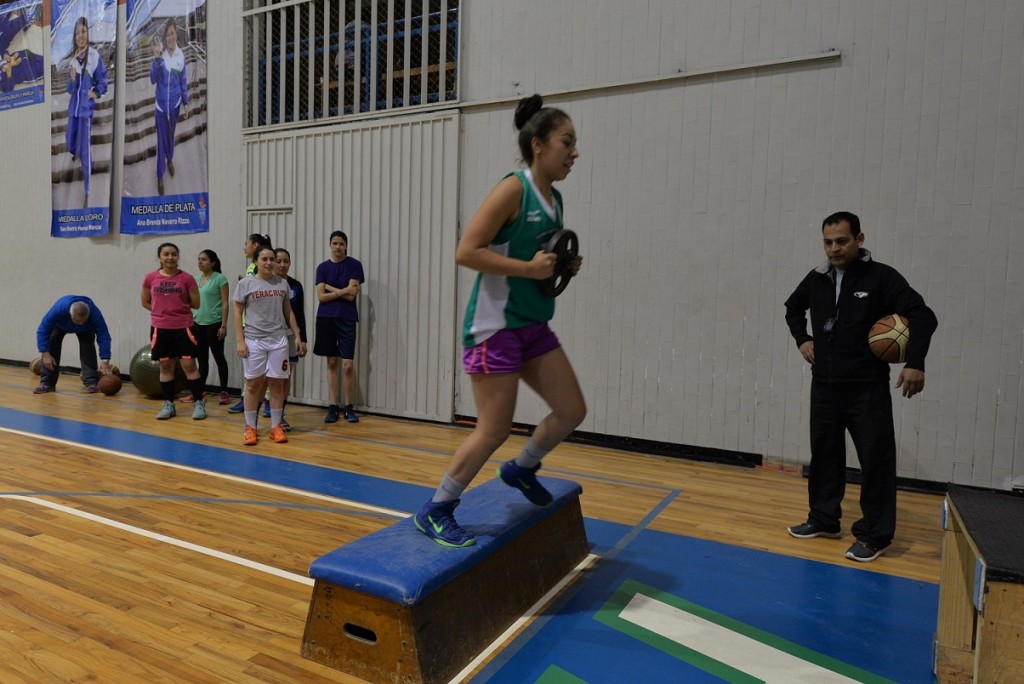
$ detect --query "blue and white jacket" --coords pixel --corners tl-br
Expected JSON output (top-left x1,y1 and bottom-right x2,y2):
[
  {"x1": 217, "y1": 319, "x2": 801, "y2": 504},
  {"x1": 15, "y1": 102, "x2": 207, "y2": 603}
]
[
  {"x1": 150, "y1": 46, "x2": 188, "y2": 113},
  {"x1": 66, "y1": 46, "x2": 108, "y2": 118}
]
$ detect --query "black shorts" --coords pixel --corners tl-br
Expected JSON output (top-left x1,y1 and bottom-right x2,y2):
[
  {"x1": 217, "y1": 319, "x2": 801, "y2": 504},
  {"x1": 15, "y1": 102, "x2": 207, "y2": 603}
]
[
  {"x1": 313, "y1": 317, "x2": 357, "y2": 359},
  {"x1": 150, "y1": 327, "x2": 199, "y2": 361}
]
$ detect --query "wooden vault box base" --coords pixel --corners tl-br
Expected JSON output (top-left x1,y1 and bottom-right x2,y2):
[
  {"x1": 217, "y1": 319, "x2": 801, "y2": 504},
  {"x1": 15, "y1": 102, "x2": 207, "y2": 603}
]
[
  {"x1": 302, "y1": 479, "x2": 589, "y2": 684},
  {"x1": 934, "y1": 485, "x2": 1024, "y2": 683}
]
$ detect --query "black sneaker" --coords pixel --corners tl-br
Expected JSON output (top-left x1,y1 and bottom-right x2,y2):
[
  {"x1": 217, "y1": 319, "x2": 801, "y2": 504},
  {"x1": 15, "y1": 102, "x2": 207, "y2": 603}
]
[
  {"x1": 343, "y1": 404, "x2": 359, "y2": 423},
  {"x1": 845, "y1": 540, "x2": 888, "y2": 562},
  {"x1": 324, "y1": 405, "x2": 340, "y2": 423},
  {"x1": 787, "y1": 522, "x2": 842, "y2": 539}
]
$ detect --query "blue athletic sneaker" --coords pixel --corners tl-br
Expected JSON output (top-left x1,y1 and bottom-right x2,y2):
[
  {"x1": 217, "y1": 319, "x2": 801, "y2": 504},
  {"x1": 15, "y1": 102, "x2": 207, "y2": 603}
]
[
  {"x1": 414, "y1": 500, "x2": 476, "y2": 548},
  {"x1": 227, "y1": 398, "x2": 245, "y2": 414},
  {"x1": 155, "y1": 401, "x2": 176, "y2": 420},
  {"x1": 263, "y1": 401, "x2": 271, "y2": 419},
  {"x1": 498, "y1": 460, "x2": 554, "y2": 507}
]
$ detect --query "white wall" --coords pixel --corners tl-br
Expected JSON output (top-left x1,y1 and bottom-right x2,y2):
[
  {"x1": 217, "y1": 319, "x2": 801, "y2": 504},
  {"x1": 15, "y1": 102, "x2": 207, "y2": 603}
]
[
  {"x1": 2, "y1": 1, "x2": 1022, "y2": 489},
  {"x1": 455, "y1": 0, "x2": 1024, "y2": 488}
]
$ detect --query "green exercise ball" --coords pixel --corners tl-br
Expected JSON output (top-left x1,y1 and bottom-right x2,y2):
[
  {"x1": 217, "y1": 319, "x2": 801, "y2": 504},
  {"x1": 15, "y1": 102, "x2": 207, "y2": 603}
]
[{"x1": 129, "y1": 345, "x2": 187, "y2": 399}]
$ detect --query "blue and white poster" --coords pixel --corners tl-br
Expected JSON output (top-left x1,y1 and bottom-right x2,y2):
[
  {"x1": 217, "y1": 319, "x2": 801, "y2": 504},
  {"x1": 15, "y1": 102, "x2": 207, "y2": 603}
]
[
  {"x1": 0, "y1": 1, "x2": 45, "y2": 112},
  {"x1": 50, "y1": 0, "x2": 117, "y2": 237},
  {"x1": 120, "y1": 0, "x2": 208, "y2": 235}
]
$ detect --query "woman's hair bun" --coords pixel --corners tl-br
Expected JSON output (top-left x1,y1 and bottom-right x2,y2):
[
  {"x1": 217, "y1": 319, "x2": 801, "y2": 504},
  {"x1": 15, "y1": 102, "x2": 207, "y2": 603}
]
[{"x1": 514, "y1": 94, "x2": 544, "y2": 130}]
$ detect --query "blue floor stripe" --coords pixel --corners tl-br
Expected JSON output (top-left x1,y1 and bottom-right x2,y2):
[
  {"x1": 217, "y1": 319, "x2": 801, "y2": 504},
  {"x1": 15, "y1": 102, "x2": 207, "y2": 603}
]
[
  {"x1": 484, "y1": 529, "x2": 939, "y2": 684},
  {"x1": 0, "y1": 406, "x2": 430, "y2": 513},
  {"x1": 473, "y1": 492, "x2": 681, "y2": 682}
]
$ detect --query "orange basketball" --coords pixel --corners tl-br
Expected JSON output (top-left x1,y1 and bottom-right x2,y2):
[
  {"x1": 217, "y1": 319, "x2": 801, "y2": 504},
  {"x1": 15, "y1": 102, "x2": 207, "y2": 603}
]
[
  {"x1": 868, "y1": 314, "x2": 910, "y2": 364},
  {"x1": 29, "y1": 357, "x2": 41, "y2": 375},
  {"x1": 98, "y1": 374, "x2": 123, "y2": 396}
]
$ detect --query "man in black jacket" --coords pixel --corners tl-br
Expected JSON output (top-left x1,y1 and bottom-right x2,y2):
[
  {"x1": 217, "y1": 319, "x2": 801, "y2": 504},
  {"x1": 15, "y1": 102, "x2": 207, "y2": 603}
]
[{"x1": 784, "y1": 211, "x2": 938, "y2": 562}]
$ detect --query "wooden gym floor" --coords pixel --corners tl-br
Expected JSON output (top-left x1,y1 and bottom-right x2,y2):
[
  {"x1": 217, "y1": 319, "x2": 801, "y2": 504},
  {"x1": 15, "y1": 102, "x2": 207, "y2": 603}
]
[{"x1": 0, "y1": 364, "x2": 944, "y2": 682}]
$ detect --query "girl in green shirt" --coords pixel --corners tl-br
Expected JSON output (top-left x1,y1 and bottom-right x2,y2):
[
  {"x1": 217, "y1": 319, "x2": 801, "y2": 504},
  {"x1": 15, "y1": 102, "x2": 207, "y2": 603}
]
[
  {"x1": 415, "y1": 95, "x2": 586, "y2": 548},
  {"x1": 192, "y1": 249, "x2": 230, "y2": 404}
]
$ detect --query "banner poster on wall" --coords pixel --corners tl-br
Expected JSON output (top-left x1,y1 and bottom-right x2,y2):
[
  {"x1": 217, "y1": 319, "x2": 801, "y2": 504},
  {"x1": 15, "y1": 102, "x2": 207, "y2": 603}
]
[
  {"x1": 50, "y1": 0, "x2": 117, "y2": 237},
  {"x1": 120, "y1": 0, "x2": 208, "y2": 235},
  {"x1": 0, "y1": 1, "x2": 45, "y2": 112}
]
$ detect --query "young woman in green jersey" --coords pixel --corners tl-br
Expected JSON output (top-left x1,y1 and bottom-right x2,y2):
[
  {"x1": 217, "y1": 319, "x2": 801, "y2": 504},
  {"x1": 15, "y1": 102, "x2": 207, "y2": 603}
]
[
  {"x1": 415, "y1": 94, "x2": 586, "y2": 547},
  {"x1": 192, "y1": 249, "x2": 230, "y2": 404}
]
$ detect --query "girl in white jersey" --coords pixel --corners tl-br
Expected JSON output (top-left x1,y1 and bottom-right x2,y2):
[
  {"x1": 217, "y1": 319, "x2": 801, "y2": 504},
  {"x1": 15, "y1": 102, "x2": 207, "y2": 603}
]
[
  {"x1": 227, "y1": 234, "x2": 273, "y2": 415},
  {"x1": 233, "y1": 246, "x2": 306, "y2": 446},
  {"x1": 414, "y1": 94, "x2": 585, "y2": 548}
]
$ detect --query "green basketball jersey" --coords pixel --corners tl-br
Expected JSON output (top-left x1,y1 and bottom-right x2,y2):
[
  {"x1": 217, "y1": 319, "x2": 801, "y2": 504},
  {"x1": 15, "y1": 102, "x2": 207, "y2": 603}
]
[{"x1": 462, "y1": 169, "x2": 564, "y2": 348}]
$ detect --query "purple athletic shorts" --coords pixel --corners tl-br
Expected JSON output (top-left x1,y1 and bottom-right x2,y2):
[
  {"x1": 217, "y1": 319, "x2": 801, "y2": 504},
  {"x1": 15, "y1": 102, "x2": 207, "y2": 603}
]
[{"x1": 463, "y1": 322, "x2": 561, "y2": 374}]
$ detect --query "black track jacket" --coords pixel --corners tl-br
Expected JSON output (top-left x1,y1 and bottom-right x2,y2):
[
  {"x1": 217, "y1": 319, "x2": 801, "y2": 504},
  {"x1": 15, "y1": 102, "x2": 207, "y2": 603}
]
[{"x1": 784, "y1": 249, "x2": 938, "y2": 384}]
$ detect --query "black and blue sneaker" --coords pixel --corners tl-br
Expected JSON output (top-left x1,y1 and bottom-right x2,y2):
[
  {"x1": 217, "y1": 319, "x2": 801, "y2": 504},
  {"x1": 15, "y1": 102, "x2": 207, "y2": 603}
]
[
  {"x1": 498, "y1": 460, "x2": 553, "y2": 507},
  {"x1": 414, "y1": 500, "x2": 476, "y2": 548}
]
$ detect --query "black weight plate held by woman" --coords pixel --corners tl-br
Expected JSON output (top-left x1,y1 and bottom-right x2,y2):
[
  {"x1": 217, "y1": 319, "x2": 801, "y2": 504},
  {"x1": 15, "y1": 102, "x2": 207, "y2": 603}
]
[{"x1": 539, "y1": 229, "x2": 579, "y2": 297}]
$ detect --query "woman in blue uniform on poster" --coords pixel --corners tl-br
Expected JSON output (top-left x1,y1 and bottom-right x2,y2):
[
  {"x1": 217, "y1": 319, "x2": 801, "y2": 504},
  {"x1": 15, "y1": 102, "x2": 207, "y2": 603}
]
[
  {"x1": 65, "y1": 15, "x2": 108, "y2": 207},
  {"x1": 150, "y1": 16, "x2": 189, "y2": 197}
]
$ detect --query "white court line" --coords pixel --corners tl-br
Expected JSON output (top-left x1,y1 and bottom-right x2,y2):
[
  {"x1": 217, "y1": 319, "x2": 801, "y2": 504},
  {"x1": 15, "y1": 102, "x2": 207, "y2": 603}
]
[
  {"x1": 447, "y1": 553, "x2": 600, "y2": 684},
  {"x1": 620, "y1": 593, "x2": 862, "y2": 683},
  {"x1": 0, "y1": 424, "x2": 413, "y2": 587},
  {"x1": 3, "y1": 422, "x2": 597, "y2": 676},
  {"x1": 0, "y1": 494, "x2": 314, "y2": 586},
  {"x1": 0, "y1": 425, "x2": 410, "y2": 518}
]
